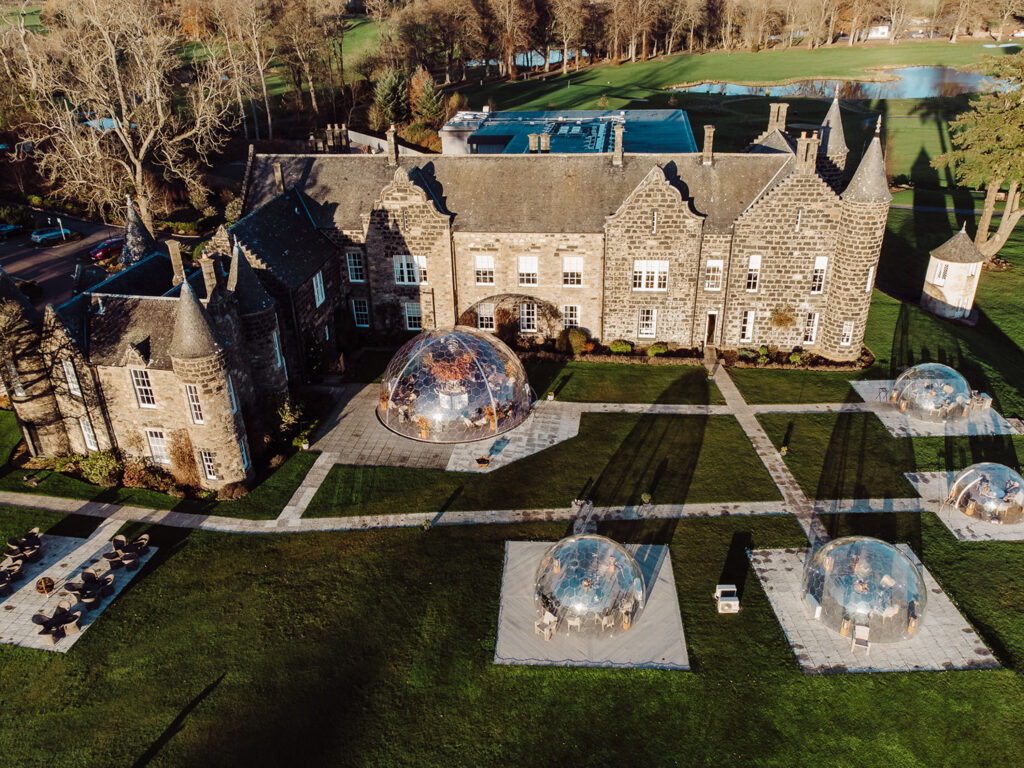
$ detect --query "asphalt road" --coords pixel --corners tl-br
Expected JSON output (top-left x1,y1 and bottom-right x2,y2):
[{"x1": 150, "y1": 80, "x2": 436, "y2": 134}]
[{"x1": 0, "y1": 216, "x2": 121, "y2": 310}]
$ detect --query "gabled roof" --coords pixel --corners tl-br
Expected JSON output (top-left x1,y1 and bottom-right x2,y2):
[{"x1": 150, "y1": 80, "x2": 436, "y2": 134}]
[
  {"x1": 931, "y1": 226, "x2": 985, "y2": 263},
  {"x1": 749, "y1": 129, "x2": 796, "y2": 155},
  {"x1": 821, "y1": 96, "x2": 849, "y2": 156},
  {"x1": 843, "y1": 134, "x2": 892, "y2": 204},
  {"x1": 231, "y1": 187, "x2": 337, "y2": 290},
  {"x1": 169, "y1": 279, "x2": 222, "y2": 360},
  {"x1": 243, "y1": 153, "x2": 791, "y2": 235},
  {"x1": 86, "y1": 296, "x2": 179, "y2": 369}
]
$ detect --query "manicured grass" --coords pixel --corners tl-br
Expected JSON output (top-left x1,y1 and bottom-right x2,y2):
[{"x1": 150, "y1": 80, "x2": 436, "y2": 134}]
[
  {"x1": 1, "y1": 510, "x2": 1022, "y2": 766},
  {"x1": 525, "y1": 360, "x2": 725, "y2": 403},
  {"x1": 463, "y1": 42, "x2": 1006, "y2": 112},
  {"x1": 308, "y1": 413, "x2": 780, "y2": 516},
  {"x1": 759, "y1": 411, "x2": 1024, "y2": 499},
  {"x1": 0, "y1": 410, "x2": 316, "y2": 519},
  {"x1": 729, "y1": 368, "x2": 864, "y2": 404}
]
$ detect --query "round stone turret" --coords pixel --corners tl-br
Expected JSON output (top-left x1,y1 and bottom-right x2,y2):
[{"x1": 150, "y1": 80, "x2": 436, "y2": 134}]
[
  {"x1": 817, "y1": 95, "x2": 849, "y2": 189},
  {"x1": 818, "y1": 130, "x2": 891, "y2": 360},
  {"x1": 228, "y1": 245, "x2": 288, "y2": 398}
]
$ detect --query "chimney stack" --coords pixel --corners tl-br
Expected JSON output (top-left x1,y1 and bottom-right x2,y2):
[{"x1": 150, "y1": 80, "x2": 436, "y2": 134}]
[
  {"x1": 340, "y1": 123, "x2": 350, "y2": 152},
  {"x1": 198, "y1": 253, "x2": 218, "y2": 298},
  {"x1": 272, "y1": 162, "x2": 284, "y2": 193},
  {"x1": 702, "y1": 124, "x2": 715, "y2": 166},
  {"x1": 795, "y1": 131, "x2": 821, "y2": 173},
  {"x1": 168, "y1": 240, "x2": 185, "y2": 286},
  {"x1": 612, "y1": 123, "x2": 624, "y2": 167},
  {"x1": 767, "y1": 102, "x2": 790, "y2": 134},
  {"x1": 539, "y1": 133, "x2": 550, "y2": 153},
  {"x1": 386, "y1": 124, "x2": 399, "y2": 166},
  {"x1": 527, "y1": 133, "x2": 539, "y2": 153}
]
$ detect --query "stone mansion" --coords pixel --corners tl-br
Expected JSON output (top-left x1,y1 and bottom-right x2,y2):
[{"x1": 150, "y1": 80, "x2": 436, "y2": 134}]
[
  {"x1": 0, "y1": 101, "x2": 889, "y2": 487},
  {"x1": 237, "y1": 99, "x2": 890, "y2": 365}
]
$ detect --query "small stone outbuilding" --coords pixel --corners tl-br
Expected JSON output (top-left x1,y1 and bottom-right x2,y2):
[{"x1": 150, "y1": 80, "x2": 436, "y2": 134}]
[{"x1": 920, "y1": 225, "x2": 984, "y2": 322}]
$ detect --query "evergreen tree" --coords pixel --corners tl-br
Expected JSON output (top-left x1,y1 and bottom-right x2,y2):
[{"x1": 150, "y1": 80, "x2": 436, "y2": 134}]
[
  {"x1": 414, "y1": 77, "x2": 445, "y2": 128},
  {"x1": 374, "y1": 68, "x2": 410, "y2": 125}
]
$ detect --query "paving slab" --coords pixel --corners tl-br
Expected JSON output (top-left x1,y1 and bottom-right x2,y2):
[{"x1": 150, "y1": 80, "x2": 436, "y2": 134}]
[
  {"x1": 750, "y1": 546, "x2": 999, "y2": 673},
  {"x1": 494, "y1": 541, "x2": 689, "y2": 670},
  {"x1": 850, "y1": 380, "x2": 1019, "y2": 437},
  {"x1": 0, "y1": 519, "x2": 156, "y2": 653},
  {"x1": 906, "y1": 471, "x2": 1024, "y2": 542}
]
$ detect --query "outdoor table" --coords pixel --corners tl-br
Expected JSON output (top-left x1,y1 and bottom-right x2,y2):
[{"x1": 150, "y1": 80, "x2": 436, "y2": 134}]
[{"x1": 35, "y1": 577, "x2": 55, "y2": 595}]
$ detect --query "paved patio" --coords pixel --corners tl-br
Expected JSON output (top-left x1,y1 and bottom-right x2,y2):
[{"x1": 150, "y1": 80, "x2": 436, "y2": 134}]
[
  {"x1": 749, "y1": 546, "x2": 999, "y2": 674},
  {"x1": 494, "y1": 541, "x2": 689, "y2": 670},
  {"x1": 849, "y1": 380, "x2": 1019, "y2": 437},
  {"x1": 0, "y1": 519, "x2": 156, "y2": 653},
  {"x1": 906, "y1": 471, "x2": 1024, "y2": 542}
]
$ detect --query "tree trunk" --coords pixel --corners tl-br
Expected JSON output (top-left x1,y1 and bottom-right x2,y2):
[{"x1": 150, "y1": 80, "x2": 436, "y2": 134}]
[
  {"x1": 222, "y1": 27, "x2": 249, "y2": 141},
  {"x1": 544, "y1": 46, "x2": 551, "y2": 73},
  {"x1": 562, "y1": 42, "x2": 568, "y2": 74},
  {"x1": 257, "y1": 65, "x2": 273, "y2": 140},
  {"x1": 976, "y1": 180, "x2": 1000, "y2": 249},
  {"x1": 979, "y1": 181, "x2": 1023, "y2": 260},
  {"x1": 849, "y1": 13, "x2": 860, "y2": 46},
  {"x1": 304, "y1": 62, "x2": 319, "y2": 116}
]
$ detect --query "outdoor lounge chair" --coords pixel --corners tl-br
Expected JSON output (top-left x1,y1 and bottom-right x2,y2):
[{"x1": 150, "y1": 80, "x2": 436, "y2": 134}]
[
  {"x1": 112, "y1": 535, "x2": 127, "y2": 551},
  {"x1": 121, "y1": 552, "x2": 140, "y2": 571},
  {"x1": 852, "y1": 624, "x2": 870, "y2": 655},
  {"x1": 102, "y1": 550, "x2": 125, "y2": 568},
  {"x1": 128, "y1": 534, "x2": 150, "y2": 554}
]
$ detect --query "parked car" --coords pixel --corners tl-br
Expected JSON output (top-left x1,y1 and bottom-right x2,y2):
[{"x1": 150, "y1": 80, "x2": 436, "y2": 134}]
[
  {"x1": 30, "y1": 226, "x2": 81, "y2": 246},
  {"x1": 89, "y1": 237, "x2": 125, "y2": 261},
  {"x1": 0, "y1": 223, "x2": 23, "y2": 240}
]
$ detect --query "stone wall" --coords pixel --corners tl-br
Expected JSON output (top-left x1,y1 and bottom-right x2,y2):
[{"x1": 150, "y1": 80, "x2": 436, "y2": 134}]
[{"x1": 920, "y1": 258, "x2": 979, "y2": 320}]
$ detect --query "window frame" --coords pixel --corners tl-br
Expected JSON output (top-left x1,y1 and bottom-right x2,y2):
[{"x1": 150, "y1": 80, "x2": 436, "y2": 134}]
[
  {"x1": 745, "y1": 255, "x2": 761, "y2": 292},
  {"x1": 131, "y1": 368, "x2": 156, "y2": 409},
  {"x1": 200, "y1": 450, "x2": 217, "y2": 480},
  {"x1": 240, "y1": 440, "x2": 250, "y2": 470},
  {"x1": 562, "y1": 304, "x2": 580, "y2": 329},
  {"x1": 740, "y1": 310, "x2": 755, "y2": 343},
  {"x1": 477, "y1": 302, "x2": 495, "y2": 331},
  {"x1": 63, "y1": 358, "x2": 82, "y2": 397},
  {"x1": 562, "y1": 256, "x2": 583, "y2": 287},
  {"x1": 227, "y1": 375, "x2": 238, "y2": 414},
  {"x1": 840, "y1": 320, "x2": 854, "y2": 347},
  {"x1": 313, "y1": 270, "x2": 326, "y2": 307},
  {"x1": 186, "y1": 384, "x2": 204, "y2": 425},
  {"x1": 803, "y1": 312, "x2": 819, "y2": 344},
  {"x1": 352, "y1": 298, "x2": 370, "y2": 328},
  {"x1": 79, "y1": 416, "x2": 98, "y2": 451},
  {"x1": 638, "y1": 308, "x2": 657, "y2": 338},
  {"x1": 632, "y1": 260, "x2": 668, "y2": 292},
  {"x1": 474, "y1": 253, "x2": 495, "y2": 285},
  {"x1": 404, "y1": 302, "x2": 422, "y2": 331},
  {"x1": 933, "y1": 262, "x2": 949, "y2": 287},
  {"x1": 519, "y1": 302, "x2": 538, "y2": 333},
  {"x1": 146, "y1": 429, "x2": 170, "y2": 464},
  {"x1": 517, "y1": 255, "x2": 538, "y2": 286},
  {"x1": 5, "y1": 361, "x2": 24, "y2": 397},
  {"x1": 393, "y1": 254, "x2": 427, "y2": 285},
  {"x1": 866, "y1": 265, "x2": 875, "y2": 293},
  {"x1": 811, "y1": 256, "x2": 828, "y2": 295},
  {"x1": 704, "y1": 259, "x2": 724, "y2": 291},
  {"x1": 346, "y1": 251, "x2": 365, "y2": 283}
]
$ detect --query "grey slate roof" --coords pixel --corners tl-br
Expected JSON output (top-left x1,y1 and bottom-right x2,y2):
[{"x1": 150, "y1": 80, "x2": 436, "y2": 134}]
[
  {"x1": 931, "y1": 226, "x2": 985, "y2": 263},
  {"x1": 121, "y1": 200, "x2": 159, "y2": 267},
  {"x1": 227, "y1": 245, "x2": 275, "y2": 315},
  {"x1": 749, "y1": 129, "x2": 797, "y2": 155},
  {"x1": 842, "y1": 135, "x2": 892, "y2": 204},
  {"x1": 231, "y1": 188, "x2": 337, "y2": 289},
  {"x1": 87, "y1": 296, "x2": 179, "y2": 368},
  {"x1": 169, "y1": 279, "x2": 222, "y2": 360},
  {"x1": 821, "y1": 97, "x2": 848, "y2": 156},
  {"x1": 244, "y1": 152, "x2": 791, "y2": 235}
]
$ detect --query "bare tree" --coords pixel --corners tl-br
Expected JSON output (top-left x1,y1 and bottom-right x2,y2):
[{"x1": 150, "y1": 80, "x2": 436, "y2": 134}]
[
  {"x1": 992, "y1": 0, "x2": 1024, "y2": 41},
  {"x1": 15, "y1": 0, "x2": 238, "y2": 231},
  {"x1": 488, "y1": 0, "x2": 536, "y2": 79},
  {"x1": 551, "y1": 0, "x2": 585, "y2": 72},
  {"x1": 887, "y1": 0, "x2": 909, "y2": 44},
  {"x1": 237, "y1": 0, "x2": 277, "y2": 141}
]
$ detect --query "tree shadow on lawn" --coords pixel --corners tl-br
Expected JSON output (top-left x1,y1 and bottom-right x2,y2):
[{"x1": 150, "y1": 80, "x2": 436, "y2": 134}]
[{"x1": 131, "y1": 673, "x2": 226, "y2": 768}]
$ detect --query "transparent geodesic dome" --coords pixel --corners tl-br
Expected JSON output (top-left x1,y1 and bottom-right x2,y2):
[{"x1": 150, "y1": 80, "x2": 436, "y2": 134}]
[
  {"x1": 802, "y1": 536, "x2": 927, "y2": 644},
  {"x1": 945, "y1": 463, "x2": 1024, "y2": 526},
  {"x1": 377, "y1": 327, "x2": 532, "y2": 443},
  {"x1": 889, "y1": 363, "x2": 972, "y2": 423},
  {"x1": 534, "y1": 534, "x2": 647, "y2": 639}
]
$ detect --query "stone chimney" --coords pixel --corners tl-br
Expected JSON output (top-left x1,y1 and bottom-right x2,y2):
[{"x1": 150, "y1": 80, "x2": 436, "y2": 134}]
[
  {"x1": 527, "y1": 133, "x2": 539, "y2": 153},
  {"x1": 168, "y1": 239, "x2": 185, "y2": 286},
  {"x1": 198, "y1": 253, "x2": 218, "y2": 298},
  {"x1": 340, "y1": 123, "x2": 350, "y2": 151},
  {"x1": 272, "y1": 162, "x2": 284, "y2": 193},
  {"x1": 702, "y1": 124, "x2": 715, "y2": 166},
  {"x1": 386, "y1": 124, "x2": 399, "y2": 166},
  {"x1": 795, "y1": 131, "x2": 821, "y2": 173},
  {"x1": 612, "y1": 123, "x2": 624, "y2": 167},
  {"x1": 539, "y1": 133, "x2": 550, "y2": 153},
  {"x1": 767, "y1": 102, "x2": 790, "y2": 134}
]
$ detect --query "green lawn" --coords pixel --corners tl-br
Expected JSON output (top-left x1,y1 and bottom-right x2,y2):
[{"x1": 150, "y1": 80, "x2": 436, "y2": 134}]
[
  {"x1": 0, "y1": 410, "x2": 315, "y2": 519},
  {"x1": 525, "y1": 360, "x2": 724, "y2": 403},
  {"x1": 1, "y1": 508, "x2": 1022, "y2": 766},
  {"x1": 729, "y1": 368, "x2": 864, "y2": 404},
  {"x1": 759, "y1": 411, "x2": 1024, "y2": 499},
  {"x1": 308, "y1": 413, "x2": 779, "y2": 516}
]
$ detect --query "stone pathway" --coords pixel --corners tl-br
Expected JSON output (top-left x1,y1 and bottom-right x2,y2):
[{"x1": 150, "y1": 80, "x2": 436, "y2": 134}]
[
  {"x1": 0, "y1": 518, "x2": 157, "y2": 653},
  {"x1": 749, "y1": 546, "x2": 999, "y2": 674},
  {"x1": 277, "y1": 451, "x2": 338, "y2": 522}
]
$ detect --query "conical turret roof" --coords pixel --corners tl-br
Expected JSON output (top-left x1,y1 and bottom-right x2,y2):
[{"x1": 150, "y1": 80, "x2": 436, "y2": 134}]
[
  {"x1": 821, "y1": 96, "x2": 848, "y2": 156},
  {"x1": 227, "y1": 245, "x2": 275, "y2": 315},
  {"x1": 169, "y1": 279, "x2": 222, "y2": 359},
  {"x1": 121, "y1": 198, "x2": 159, "y2": 267},
  {"x1": 843, "y1": 131, "x2": 892, "y2": 204},
  {"x1": 931, "y1": 224, "x2": 985, "y2": 264}
]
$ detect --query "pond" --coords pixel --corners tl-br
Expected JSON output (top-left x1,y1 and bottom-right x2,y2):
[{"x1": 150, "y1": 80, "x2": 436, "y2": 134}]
[{"x1": 675, "y1": 66, "x2": 1000, "y2": 99}]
